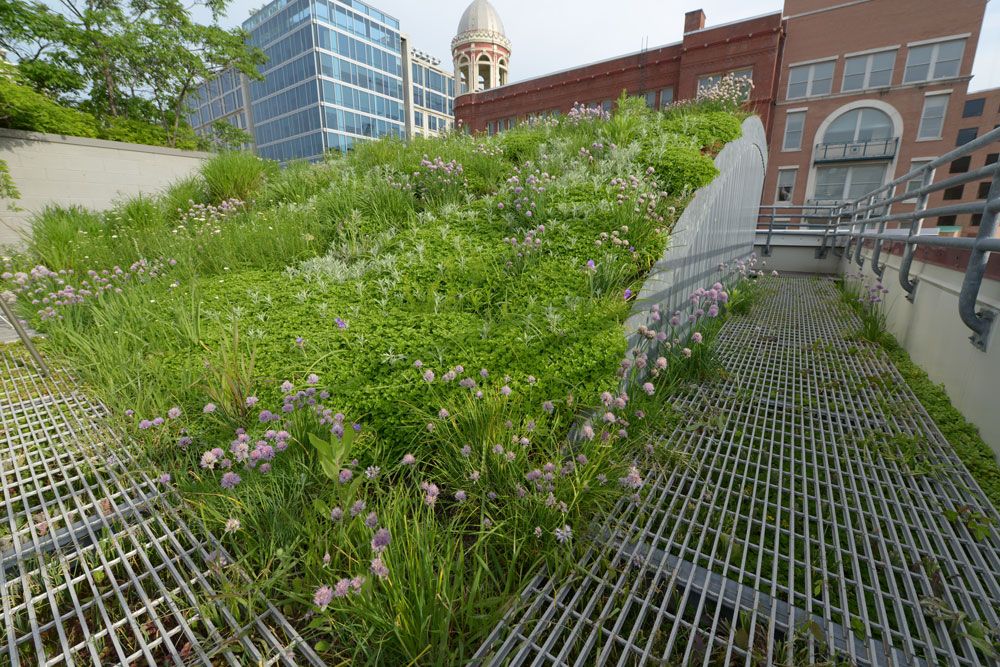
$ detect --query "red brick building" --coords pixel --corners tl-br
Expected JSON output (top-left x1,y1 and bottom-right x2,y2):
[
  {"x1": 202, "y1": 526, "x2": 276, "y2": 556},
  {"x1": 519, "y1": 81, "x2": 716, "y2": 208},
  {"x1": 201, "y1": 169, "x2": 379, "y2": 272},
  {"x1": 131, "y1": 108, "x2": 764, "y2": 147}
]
[{"x1": 454, "y1": 0, "x2": 997, "y2": 234}]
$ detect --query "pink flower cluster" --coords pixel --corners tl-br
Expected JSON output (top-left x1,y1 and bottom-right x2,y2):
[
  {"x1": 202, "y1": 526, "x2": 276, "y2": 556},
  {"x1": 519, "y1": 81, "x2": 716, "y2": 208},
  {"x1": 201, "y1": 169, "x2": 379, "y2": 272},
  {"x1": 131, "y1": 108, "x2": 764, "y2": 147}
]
[{"x1": 3, "y1": 259, "x2": 172, "y2": 320}]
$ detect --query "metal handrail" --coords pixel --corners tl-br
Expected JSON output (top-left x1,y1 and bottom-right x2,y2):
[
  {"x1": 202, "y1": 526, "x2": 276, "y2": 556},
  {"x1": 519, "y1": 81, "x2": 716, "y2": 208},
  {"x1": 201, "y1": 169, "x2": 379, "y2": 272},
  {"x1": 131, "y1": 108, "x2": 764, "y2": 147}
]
[{"x1": 759, "y1": 125, "x2": 1000, "y2": 350}]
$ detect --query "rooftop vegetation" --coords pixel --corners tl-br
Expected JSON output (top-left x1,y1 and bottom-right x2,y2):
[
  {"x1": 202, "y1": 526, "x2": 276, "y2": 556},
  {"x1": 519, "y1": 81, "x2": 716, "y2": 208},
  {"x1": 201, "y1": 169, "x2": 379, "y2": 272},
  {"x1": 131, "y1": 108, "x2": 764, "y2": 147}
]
[{"x1": 1, "y1": 93, "x2": 752, "y2": 662}]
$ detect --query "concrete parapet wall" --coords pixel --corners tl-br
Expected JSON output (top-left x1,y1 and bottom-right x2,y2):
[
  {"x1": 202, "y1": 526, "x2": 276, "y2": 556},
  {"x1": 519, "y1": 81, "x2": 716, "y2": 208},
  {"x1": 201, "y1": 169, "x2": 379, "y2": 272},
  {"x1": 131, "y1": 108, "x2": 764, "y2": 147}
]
[{"x1": 0, "y1": 128, "x2": 212, "y2": 249}]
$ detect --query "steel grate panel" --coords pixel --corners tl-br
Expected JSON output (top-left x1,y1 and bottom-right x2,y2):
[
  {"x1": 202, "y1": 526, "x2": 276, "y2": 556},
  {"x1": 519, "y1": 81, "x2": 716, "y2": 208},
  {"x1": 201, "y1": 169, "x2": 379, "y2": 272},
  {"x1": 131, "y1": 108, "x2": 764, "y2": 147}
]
[
  {"x1": 474, "y1": 277, "x2": 1000, "y2": 667},
  {"x1": 0, "y1": 348, "x2": 325, "y2": 666}
]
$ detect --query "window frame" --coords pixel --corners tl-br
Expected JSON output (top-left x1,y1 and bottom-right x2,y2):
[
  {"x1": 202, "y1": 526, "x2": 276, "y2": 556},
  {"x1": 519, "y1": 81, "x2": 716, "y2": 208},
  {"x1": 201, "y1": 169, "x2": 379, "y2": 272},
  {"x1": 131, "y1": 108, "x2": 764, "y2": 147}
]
[
  {"x1": 786, "y1": 59, "x2": 836, "y2": 100},
  {"x1": 903, "y1": 158, "x2": 935, "y2": 202},
  {"x1": 963, "y1": 98, "x2": 986, "y2": 118},
  {"x1": 841, "y1": 49, "x2": 896, "y2": 92},
  {"x1": 917, "y1": 92, "x2": 950, "y2": 141},
  {"x1": 775, "y1": 168, "x2": 797, "y2": 203},
  {"x1": 903, "y1": 38, "x2": 966, "y2": 84},
  {"x1": 955, "y1": 127, "x2": 978, "y2": 147},
  {"x1": 813, "y1": 163, "x2": 888, "y2": 202},
  {"x1": 782, "y1": 110, "x2": 806, "y2": 151},
  {"x1": 658, "y1": 87, "x2": 674, "y2": 109}
]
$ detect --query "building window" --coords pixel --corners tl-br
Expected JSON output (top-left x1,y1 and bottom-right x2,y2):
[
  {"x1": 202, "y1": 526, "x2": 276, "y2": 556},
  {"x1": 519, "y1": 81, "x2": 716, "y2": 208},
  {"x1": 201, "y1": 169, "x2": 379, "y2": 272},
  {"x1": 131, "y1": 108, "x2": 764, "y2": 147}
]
[
  {"x1": 601, "y1": 99, "x2": 613, "y2": 112},
  {"x1": 842, "y1": 50, "x2": 896, "y2": 92},
  {"x1": 956, "y1": 128, "x2": 978, "y2": 146},
  {"x1": 903, "y1": 38, "x2": 965, "y2": 83},
  {"x1": 987, "y1": 153, "x2": 999, "y2": 166},
  {"x1": 776, "y1": 169, "x2": 797, "y2": 202},
  {"x1": 950, "y1": 156, "x2": 971, "y2": 173},
  {"x1": 979, "y1": 182, "x2": 993, "y2": 199},
  {"x1": 822, "y1": 108, "x2": 894, "y2": 144},
  {"x1": 917, "y1": 94, "x2": 949, "y2": 140},
  {"x1": 814, "y1": 163, "x2": 887, "y2": 202},
  {"x1": 963, "y1": 98, "x2": 986, "y2": 117},
  {"x1": 943, "y1": 185, "x2": 964, "y2": 200},
  {"x1": 783, "y1": 111, "x2": 805, "y2": 151},
  {"x1": 659, "y1": 87, "x2": 674, "y2": 108},
  {"x1": 787, "y1": 60, "x2": 835, "y2": 99},
  {"x1": 904, "y1": 159, "x2": 933, "y2": 200},
  {"x1": 486, "y1": 120, "x2": 495, "y2": 135},
  {"x1": 938, "y1": 215, "x2": 957, "y2": 227},
  {"x1": 971, "y1": 214, "x2": 983, "y2": 227}
]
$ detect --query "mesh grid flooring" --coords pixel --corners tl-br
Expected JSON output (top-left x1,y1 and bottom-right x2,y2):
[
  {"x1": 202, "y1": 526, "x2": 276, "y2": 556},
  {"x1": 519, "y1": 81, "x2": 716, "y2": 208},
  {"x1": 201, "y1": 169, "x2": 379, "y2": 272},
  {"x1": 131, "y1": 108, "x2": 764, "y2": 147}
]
[
  {"x1": 0, "y1": 347, "x2": 324, "y2": 666},
  {"x1": 473, "y1": 276, "x2": 1000, "y2": 667}
]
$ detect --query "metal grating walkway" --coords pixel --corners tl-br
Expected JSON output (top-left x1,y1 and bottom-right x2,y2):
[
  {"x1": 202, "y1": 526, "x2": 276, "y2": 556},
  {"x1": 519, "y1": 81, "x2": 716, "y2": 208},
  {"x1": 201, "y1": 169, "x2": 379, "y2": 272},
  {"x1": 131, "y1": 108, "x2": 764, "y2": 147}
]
[
  {"x1": 0, "y1": 348, "x2": 324, "y2": 666},
  {"x1": 474, "y1": 276, "x2": 1000, "y2": 667}
]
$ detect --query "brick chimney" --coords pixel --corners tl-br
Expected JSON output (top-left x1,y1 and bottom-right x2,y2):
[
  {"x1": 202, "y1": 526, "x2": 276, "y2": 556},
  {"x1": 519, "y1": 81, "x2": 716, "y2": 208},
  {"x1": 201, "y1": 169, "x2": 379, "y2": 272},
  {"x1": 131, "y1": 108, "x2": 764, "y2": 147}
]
[{"x1": 684, "y1": 9, "x2": 707, "y2": 33}]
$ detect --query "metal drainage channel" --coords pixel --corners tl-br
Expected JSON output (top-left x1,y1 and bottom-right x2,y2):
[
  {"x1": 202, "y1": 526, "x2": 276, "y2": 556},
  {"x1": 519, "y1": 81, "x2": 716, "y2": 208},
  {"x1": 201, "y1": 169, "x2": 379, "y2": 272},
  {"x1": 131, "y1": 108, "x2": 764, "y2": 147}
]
[
  {"x1": 0, "y1": 348, "x2": 325, "y2": 666},
  {"x1": 473, "y1": 277, "x2": 1000, "y2": 667}
]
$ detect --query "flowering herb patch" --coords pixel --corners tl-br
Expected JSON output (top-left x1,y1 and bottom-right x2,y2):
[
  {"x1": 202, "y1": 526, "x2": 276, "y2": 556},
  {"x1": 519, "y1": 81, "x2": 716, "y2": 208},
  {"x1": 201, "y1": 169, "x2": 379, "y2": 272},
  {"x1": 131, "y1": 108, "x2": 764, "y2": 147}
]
[{"x1": 2, "y1": 90, "x2": 753, "y2": 663}]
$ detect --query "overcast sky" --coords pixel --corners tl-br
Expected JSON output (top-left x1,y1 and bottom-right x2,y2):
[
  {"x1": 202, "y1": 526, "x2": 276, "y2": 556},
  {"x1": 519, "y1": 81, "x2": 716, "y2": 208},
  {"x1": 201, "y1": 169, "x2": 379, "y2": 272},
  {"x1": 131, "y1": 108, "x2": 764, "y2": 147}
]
[{"x1": 211, "y1": 0, "x2": 1000, "y2": 92}]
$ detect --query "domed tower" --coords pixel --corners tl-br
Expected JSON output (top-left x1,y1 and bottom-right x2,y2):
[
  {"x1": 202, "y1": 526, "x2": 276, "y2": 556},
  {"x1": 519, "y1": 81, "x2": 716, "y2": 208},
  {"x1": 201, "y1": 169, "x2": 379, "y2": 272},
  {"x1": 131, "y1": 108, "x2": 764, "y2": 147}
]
[{"x1": 451, "y1": 0, "x2": 511, "y2": 94}]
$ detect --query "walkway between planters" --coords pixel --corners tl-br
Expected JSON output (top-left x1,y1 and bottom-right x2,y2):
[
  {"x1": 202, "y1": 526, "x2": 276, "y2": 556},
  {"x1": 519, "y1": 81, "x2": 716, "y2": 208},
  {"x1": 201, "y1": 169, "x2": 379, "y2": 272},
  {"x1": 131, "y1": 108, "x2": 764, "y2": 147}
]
[
  {"x1": 474, "y1": 276, "x2": 1000, "y2": 667},
  {"x1": 0, "y1": 347, "x2": 323, "y2": 666}
]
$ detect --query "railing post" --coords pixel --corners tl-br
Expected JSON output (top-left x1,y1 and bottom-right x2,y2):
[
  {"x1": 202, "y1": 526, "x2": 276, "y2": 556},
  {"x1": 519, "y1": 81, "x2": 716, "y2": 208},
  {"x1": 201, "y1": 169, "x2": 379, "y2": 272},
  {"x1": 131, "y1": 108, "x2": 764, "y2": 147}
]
[
  {"x1": 958, "y1": 166, "x2": 1000, "y2": 350},
  {"x1": 854, "y1": 195, "x2": 873, "y2": 269},
  {"x1": 871, "y1": 189, "x2": 892, "y2": 279},
  {"x1": 899, "y1": 164, "x2": 935, "y2": 301},
  {"x1": 816, "y1": 205, "x2": 835, "y2": 259},
  {"x1": 762, "y1": 206, "x2": 774, "y2": 257},
  {"x1": 0, "y1": 294, "x2": 49, "y2": 376}
]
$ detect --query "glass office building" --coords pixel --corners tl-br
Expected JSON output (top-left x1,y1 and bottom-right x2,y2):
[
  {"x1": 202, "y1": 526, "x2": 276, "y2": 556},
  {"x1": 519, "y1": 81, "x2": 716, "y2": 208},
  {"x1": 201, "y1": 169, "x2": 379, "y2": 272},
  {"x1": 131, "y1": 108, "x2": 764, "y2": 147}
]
[
  {"x1": 410, "y1": 50, "x2": 455, "y2": 138},
  {"x1": 191, "y1": 0, "x2": 438, "y2": 162},
  {"x1": 186, "y1": 69, "x2": 252, "y2": 147}
]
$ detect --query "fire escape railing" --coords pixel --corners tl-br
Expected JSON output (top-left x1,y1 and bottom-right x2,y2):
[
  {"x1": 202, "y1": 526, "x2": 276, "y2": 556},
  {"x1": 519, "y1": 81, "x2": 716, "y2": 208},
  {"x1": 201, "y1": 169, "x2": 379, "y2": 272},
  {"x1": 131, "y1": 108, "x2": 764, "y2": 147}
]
[{"x1": 759, "y1": 125, "x2": 1000, "y2": 350}]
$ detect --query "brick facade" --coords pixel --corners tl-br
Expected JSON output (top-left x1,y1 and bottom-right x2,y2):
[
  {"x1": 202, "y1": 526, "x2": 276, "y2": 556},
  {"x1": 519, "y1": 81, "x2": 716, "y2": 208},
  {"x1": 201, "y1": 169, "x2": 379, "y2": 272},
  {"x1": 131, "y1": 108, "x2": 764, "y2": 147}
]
[{"x1": 454, "y1": 0, "x2": 997, "y2": 234}]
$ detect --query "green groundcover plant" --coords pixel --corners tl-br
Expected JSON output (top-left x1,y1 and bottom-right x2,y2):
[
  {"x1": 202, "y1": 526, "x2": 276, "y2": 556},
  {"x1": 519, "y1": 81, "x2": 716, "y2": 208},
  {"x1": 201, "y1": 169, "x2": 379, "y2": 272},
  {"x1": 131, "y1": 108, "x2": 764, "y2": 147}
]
[{"x1": 2, "y1": 91, "x2": 753, "y2": 663}]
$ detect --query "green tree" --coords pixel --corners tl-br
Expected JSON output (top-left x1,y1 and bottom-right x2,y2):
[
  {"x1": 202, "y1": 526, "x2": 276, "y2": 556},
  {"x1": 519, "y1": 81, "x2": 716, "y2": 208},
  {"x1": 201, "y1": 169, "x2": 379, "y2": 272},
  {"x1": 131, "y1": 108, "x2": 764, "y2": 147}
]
[{"x1": 0, "y1": 0, "x2": 264, "y2": 147}]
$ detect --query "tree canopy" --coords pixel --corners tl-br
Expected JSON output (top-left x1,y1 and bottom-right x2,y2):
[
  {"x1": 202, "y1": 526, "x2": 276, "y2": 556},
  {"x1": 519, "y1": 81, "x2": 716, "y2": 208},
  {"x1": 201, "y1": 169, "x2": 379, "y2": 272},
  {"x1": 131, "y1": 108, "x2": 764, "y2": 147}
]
[{"x1": 0, "y1": 0, "x2": 265, "y2": 148}]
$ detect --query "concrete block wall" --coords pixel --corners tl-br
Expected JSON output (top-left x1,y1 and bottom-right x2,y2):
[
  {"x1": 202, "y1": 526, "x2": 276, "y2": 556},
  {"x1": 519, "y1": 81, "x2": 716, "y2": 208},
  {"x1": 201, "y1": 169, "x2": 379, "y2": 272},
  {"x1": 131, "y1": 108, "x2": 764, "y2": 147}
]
[{"x1": 0, "y1": 129, "x2": 212, "y2": 249}]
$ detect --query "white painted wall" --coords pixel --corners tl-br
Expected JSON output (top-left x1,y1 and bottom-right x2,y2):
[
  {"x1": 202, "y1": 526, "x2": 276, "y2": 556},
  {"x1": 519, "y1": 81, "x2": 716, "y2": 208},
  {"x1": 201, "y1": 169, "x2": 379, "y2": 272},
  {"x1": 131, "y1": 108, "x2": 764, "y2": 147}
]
[
  {"x1": 0, "y1": 128, "x2": 212, "y2": 249},
  {"x1": 841, "y1": 247, "x2": 1000, "y2": 456}
]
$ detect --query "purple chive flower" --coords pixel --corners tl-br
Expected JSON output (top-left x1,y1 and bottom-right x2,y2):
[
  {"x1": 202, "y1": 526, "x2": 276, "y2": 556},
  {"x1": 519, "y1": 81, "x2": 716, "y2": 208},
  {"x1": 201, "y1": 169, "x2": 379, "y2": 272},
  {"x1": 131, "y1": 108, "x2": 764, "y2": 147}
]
[
  {"x1": 500, "y1": 385, "x2": 512, "y2": 396},
  {"x1": 224, "y1": 517, "x2": 240, "y2": 533},
  {"x1": 339, "y1": 469, "x2": 353, "y2": 484},
  {"x1": 220, "y1": 472, "x2": 241, "y2": 490},
  {"x1": 158, "y1": 473, "x2": 171, "y2": 485},
  {"x1": 455, "y1": 490, "x2": 467, "y2": 502},
  {"x1": 585, "y1": 259, "x2": 596, "y2": 271},
  {"x1": 371, "y1": 557, "x2": 389, "y2": 579},
  {"x1": 138, "y1": 419, "x2": 153, "y2": 430},
  {"x1": 413, "y1": 359, "x2": 423, "y2": 368},
  {"x1": 371, "y1": 528, "x2": 391, "y2": 552},
  {"x1": 364, "y1": 511, "x2": 379, "y2": 529},
  {"x1": 624, "y1": 289, "x2": 633, "y2": 300},
  {"x1": 350, "y1": 500, "x2": 366, "y2": 517},
  {"x1": 203, "y1": 403, "x2": 217, "y2": 414},
  {"x1": 555, "y1": 525, "x2": 573, "y2": 544},
  {"x1": 620, "y1": 466, "x2": 644, "y2": 490},
  {"x1": 365, "y1": 466, "x2": 381, "y2": 479},
  {"x1": 333, "y1": 579, "x2": 351, "y2": 598},
  {"x1": 152, "y1": 417, "x2": 165, "y2": 427},
  {"x1": 692, "y1": 332, "x2": 703, "y2": 344},
  {"x1": 314, "y1": 585, "x2": 334, "y2": 609},
  {"x1": 167, "y1": 407, "x2": 182, "y2": 419},
  {"x1": 683, "y1": 348, "x2": 692, "y2": 358},
  {"x1": 125, "y1": 409, "x2": 135, "y2": 417},
  {"x1": 331, "y1": 507, "x2": 344, "y2": 522},
  {"x1": 335, "y1": 317, "x2": 348, "y2": 329},
  {"x1": 323, "y1": 551, "x2": 331, "y2": 565},
  {"x1": 460, "y1": 444, "x2": 472, "y2": 457},
  {"x1": 438, "y1": 408, "x2": 450, "y2": 419},
  {"x1": 581, "y1": 424, "x2": 595, "y2": 440},
  {"x1": 245, "y1": 396, "x2": 258, "y2": 408},
  {"x1": 178, "y1": 436, "x2": 192, "y2": 448},
  {"x1": 542, "y1": 400, "x2": 554, "y2": 413},
  {"x1": 401, "y1": 453, "x2": 416, "y2": 466},
  {"x1": 642, "y1": 382, "x2": 655, "y2": 396},
  {"x1": 307, "y1": 373, "x2": 320, "y2": 385},
  {"x1": 422, "y1": 370, "x2": 435, "y2": 382},
  {"x1": 280, "y1": 380, "x2": 294, "y2": 393},
  {"x1": 295, "y1": 337, "x2": 305, "y2": 348}
]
